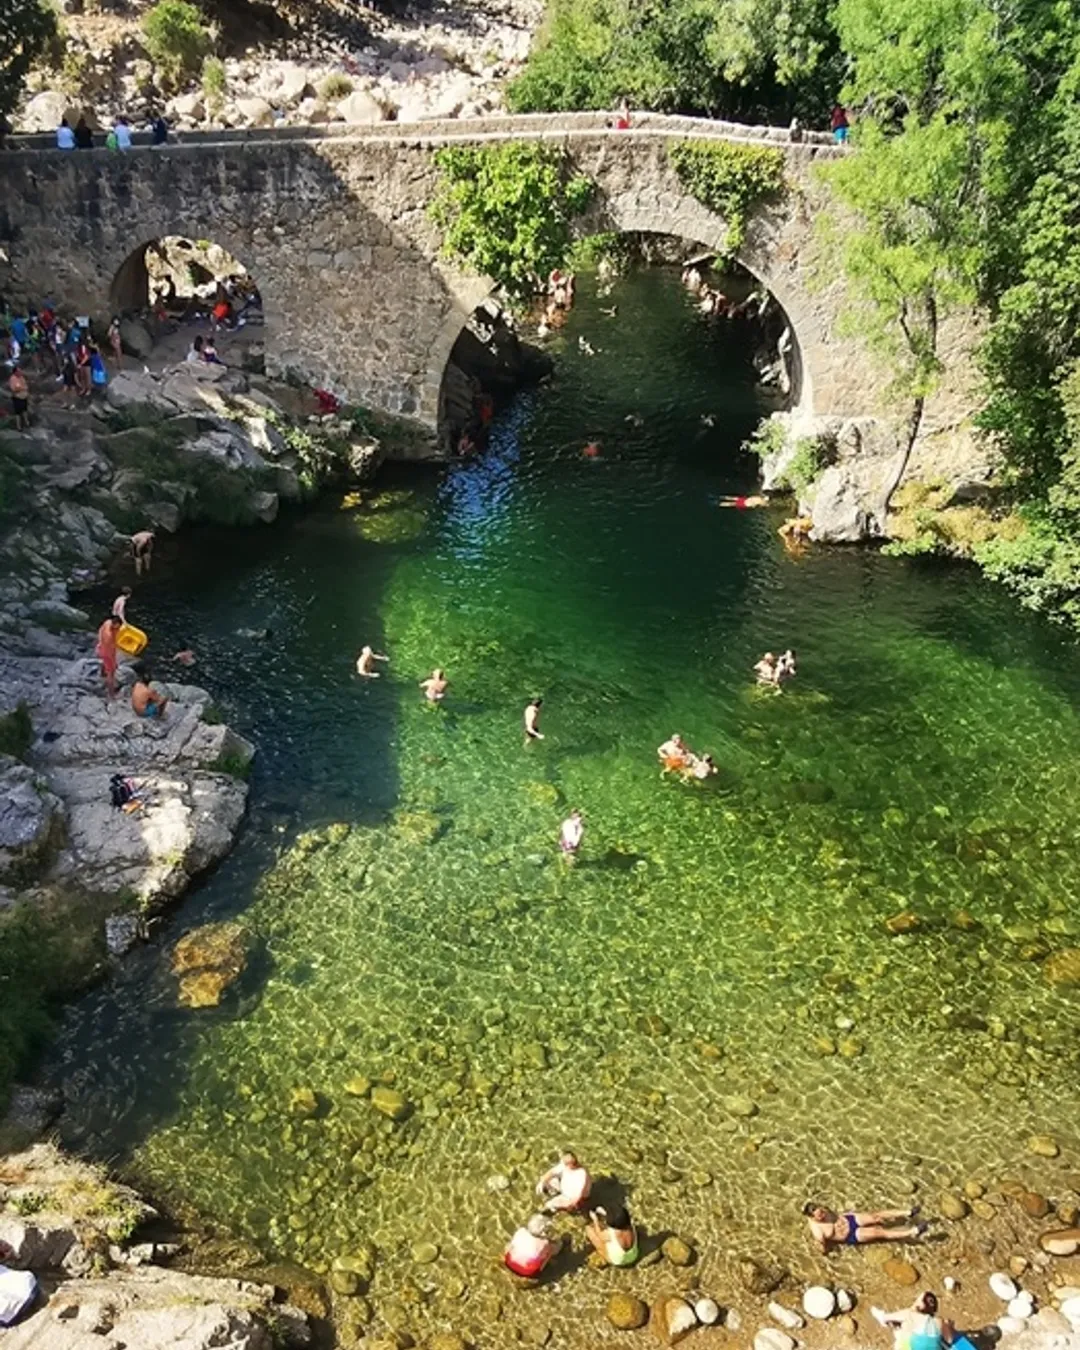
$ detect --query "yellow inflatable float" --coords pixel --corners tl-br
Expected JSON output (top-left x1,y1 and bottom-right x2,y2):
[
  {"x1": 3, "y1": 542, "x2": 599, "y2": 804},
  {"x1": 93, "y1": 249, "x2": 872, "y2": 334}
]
[{"x1": 115, "y1": 623, "x2": 148, "y2": 656}]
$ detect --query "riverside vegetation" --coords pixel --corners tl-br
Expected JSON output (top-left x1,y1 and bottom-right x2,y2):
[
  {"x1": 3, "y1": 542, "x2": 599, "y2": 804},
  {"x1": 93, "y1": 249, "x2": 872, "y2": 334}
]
[{"x1": 509, "y1": 0, "x2": 1080, "y2": 633}]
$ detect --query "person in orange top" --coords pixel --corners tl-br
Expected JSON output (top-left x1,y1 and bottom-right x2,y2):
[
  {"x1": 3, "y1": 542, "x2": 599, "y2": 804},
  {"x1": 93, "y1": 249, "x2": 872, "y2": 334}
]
[{"x1": 96, "y1": 614, "x2": 122, "y2": 697}]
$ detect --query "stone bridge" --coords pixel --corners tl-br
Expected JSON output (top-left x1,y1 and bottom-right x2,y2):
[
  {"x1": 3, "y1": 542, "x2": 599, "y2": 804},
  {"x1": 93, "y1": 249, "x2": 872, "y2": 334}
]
[{"x1": 0, "y1": 112, "x2": 972, "y2": 461}]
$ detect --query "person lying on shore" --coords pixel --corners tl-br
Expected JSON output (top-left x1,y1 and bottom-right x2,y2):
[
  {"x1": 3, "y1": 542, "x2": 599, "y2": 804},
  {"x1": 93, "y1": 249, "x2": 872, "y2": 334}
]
[
  {"x1": 585, "y1": 1204, "x2": 639, "y2": 1267},
  {"x1": 356, "y1": 644, "x2": 389, "y2": 677},
  {"x1": 131, "y1": 672, "x2": 169, "y2": 720},
  {"x1": 536, "y1": 1152, "x2": 592, "y2": 1213},
  {"x1": 875, "y1": 1291, "x2": 954, "y2": 1349},
  {"x1": 803, "y1": 1203, "x2": 923, "y2": 1252},
  {"x1": 505, "y1": 1214, "x2": 561, "y2": 1278},
  {"x1": 420, "y1": 668, "x2": 448, "y2": 702}
]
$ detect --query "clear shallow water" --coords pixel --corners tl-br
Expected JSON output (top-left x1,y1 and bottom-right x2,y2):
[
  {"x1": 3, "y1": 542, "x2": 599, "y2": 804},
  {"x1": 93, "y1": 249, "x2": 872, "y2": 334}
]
[{"x1": 48, "y1": 270, "x2": 1080, "y2": 1341}]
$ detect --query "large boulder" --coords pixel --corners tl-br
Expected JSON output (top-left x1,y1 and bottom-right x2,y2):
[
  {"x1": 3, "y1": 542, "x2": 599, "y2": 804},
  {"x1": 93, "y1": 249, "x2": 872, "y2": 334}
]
[
  {"x1": 168, "y1": 91, "x2": 205, "y2": 122},
  {"x1": 274, "y1": 63, "x2": 314, "y2": 106},
  {"x1": 1044, "y1": 948, "x2": 1080, "y2": 987},
  {"x1": 335, "y1": 90, "x2": 387, "y2": 125},
  {"x1": 235, "y1": 96, "x2": 275, "y2": 128},
  {"x1": 0, "y1": 756, "x2": 63, "y2": 883},
  {"x1": 119, "y1": 318, "x2": 155, "y2": 359},
  {"x1": 18, "y1": 90, "x2": 71, "y2": 132},
  {"x1": 172, "y1": 920, "x2": 250, "y2": 1008},
  {"x1": 106, "y1": 370, "x2": 180, "y2": 417}
]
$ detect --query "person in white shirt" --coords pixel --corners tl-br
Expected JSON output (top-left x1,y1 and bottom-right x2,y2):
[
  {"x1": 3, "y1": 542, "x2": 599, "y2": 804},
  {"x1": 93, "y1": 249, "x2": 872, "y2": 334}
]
[
  {"x1": 56, "y1": 118, "x2": 75, "y2": 150},
  {"x1": 536, "y1": 1152, "x2": 592, "y2": 1213}
]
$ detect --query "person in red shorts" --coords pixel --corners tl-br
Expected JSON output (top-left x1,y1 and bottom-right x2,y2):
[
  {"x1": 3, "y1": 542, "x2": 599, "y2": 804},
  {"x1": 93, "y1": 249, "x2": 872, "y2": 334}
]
[{"x1": 505, "y1": 1214, "x2": 561, "y2": 1278}]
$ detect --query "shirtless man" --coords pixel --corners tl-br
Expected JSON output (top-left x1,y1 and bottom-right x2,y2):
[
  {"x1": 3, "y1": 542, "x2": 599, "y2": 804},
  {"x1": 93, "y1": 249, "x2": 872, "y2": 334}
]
[
  {"x1": 803, "y1": 1203, "x2": 922, "y2": 1252},
  {"x1": 719, "y1": 494, "x2": 768, "y2": 509},
  {"x1": 657, "y1": 733, "x2": 689, "y2": 771},
  {"x1": 356, "y1": 644, "x2": 389, "y2": 678},
  {"x1": 536, "y1": 1152, "x2": 592, "y2": 1214},
  {"x1": 131, "y1": 672, "x2": 169, "y2": 720},
  {"x1": 559, "y1": 809, "x2": 584, "y2": 861},
  {"x1": 685, "y1": 753, "x2": 717, "y2": 781},
  {"x1": 524, "y1": 697, "x2": 544, "y2": 740},
  {"x1": 420, "y1": 668, "x2": 448, "y2": 702},
  {"x1": 96, "y1": 614, "x2": 122, "y2": 698},
  {"x1": 112, "y1": 585, "x2": 132, "y2": 622},
  {"x1": 754, "y1": 653, "x2": 780, "y2": 687},
  {"x1": 172, "y1": 645, "x2": 196, "y2": 667},
  {"x1": 131, "y1": 530, "x2": 154, "y2": 576}
]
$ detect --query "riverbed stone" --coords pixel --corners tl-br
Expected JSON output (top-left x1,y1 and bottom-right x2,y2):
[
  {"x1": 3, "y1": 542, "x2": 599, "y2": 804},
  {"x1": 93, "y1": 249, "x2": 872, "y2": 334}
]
[
  {"x1": 1021, "y1": 1191, "x2": 1051, "y2": 1219},
  {"x1": 607, "y1": 1292, "x2": 649, "y2": 1330},
  {"x1": 288, "y1": 1087, "x2": 319, "y2": 1119},
  {"x1": 1044, "y1": 948, "x2": 1080, "y2": 986},
  {"x1": 371, "y1": 1086, "x2": 411, "y2": 1121},
  {"x1": 1028, "y1": 1133, "x2": 1061, "y2": 1157},
  {"x1": 884, "y1": 909, "x2": 922, "y2": 936},
  {"x1": 739, "y1": 1258, "x2": 785, "y2": 1295},
  {"x1": 941, "y1": 1193, "x2": 970, "y2": 1220},
  {"x1": 883, "y1": 1258, "x2": 919, "y2": 1286},
  {"x1": 803, "y1": 1286, "x2": 835, "y2": 1320},
  {"x1": 345, "y1": 1076, "x2": 372, "y2": 1097},
  {"x1": 723, "y1": 1094, "x2": 759, "y2": 1118},
  {"x1": 1040, "y1": 1228, "x2": 1080, "y2": 1256},
  {"x1": 172, "y1": 921, "x2": 249, "y2": 1008},
  {"x1": 754, "y1": 1330, "x2": 796, "y2": 1350},
  {"x1": 768, "y1": 1302, "x2": 803, "y2": 1330},
  {"x1": 651, "y1": 1296, "x2": 697, "y2": 1345},
  {"x1": 661, "y1": 1236, "x2": 695, "y2": 1267},
  {"x1": 411, "y1": 1241, "x2": 439, "y2": 1265}
]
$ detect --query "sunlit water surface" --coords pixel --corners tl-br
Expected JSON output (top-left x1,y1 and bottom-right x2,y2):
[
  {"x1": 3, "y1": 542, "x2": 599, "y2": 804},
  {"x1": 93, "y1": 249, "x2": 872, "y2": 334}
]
[{"x1": 47, "y1": 270, "x2": 1080, "y2": 1344}]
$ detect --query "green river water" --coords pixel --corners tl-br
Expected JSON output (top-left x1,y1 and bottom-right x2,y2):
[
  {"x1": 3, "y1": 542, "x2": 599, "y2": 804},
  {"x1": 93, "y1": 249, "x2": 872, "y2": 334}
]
[{"x1": 46, "y1": 268, "x2": 1080, "y2": 1342}]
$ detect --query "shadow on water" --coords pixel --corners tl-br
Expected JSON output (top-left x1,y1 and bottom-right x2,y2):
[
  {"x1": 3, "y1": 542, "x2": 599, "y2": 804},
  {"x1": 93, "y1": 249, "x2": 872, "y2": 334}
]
[{"x1": 45, "y1": 479, "x2": 415, "y2": 1163}]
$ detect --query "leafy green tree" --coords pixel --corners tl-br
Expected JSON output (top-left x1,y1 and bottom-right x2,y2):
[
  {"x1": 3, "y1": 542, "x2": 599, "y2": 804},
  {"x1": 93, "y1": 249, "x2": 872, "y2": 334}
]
[
  {"x1": 430, "y1": 143, "x2": 594, "y2": 300},
  {"x1": 0, "y1": 0, "x2": 57, "y2": 122},
  {"x1": 508, "y1": 0, "x2": 839, "y2": 122},
  {"x1": 142, "y1": 0, "x2": 212, "y2": 91}
]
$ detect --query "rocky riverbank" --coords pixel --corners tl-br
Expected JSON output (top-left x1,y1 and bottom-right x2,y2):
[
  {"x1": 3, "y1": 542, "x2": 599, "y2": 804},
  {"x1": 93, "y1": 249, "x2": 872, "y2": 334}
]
[
  {"x1": 15, "y1": 0, "x2": 543, "y2": 137},
  {"x1": 0, "y1": 1143, "x2": 313, "y2": 1349}
]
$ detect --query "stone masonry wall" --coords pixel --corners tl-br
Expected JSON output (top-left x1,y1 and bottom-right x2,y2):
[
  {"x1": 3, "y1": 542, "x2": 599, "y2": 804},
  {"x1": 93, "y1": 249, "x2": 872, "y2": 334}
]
[{"x1": 0, "y1": 115, "x2": 981, "y2": 451}]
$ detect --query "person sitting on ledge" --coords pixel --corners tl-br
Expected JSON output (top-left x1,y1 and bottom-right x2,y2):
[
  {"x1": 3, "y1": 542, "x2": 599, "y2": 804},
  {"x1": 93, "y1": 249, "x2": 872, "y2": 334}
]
[
  {"x1": 131, "y1": 670, "x2": 169, "y2": 720},
  {"x1": 585, "y1": 1204, "x2": 639, "y2": 1267},
  {"x1": 536, "y1": 1151, "x2": 592, "y2": 1213},
  {"x1": 803, "y1": 1202, "x2": 924, "y2": 1252},
  {"x1": 505, "y1": 1214, "x2": 561, "y2": 1279}
]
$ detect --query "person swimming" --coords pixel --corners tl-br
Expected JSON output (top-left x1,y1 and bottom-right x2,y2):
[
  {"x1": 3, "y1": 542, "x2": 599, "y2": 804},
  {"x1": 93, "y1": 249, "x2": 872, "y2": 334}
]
[
  {"x1": 420, "y1": 668, "x2": 448, "y2": 702},
  {"x1": 718, "y1": 494, "x2": 768, "y2": 509},
  {"x1": 685, "y1": 753, "x2": 717, "y2": 781},
  {"x1": 777, "y1": 649, "x2": 797, "y2": 682},
  {"x1": 356, "y1": 644, "x2": 389, "y2": 678}
]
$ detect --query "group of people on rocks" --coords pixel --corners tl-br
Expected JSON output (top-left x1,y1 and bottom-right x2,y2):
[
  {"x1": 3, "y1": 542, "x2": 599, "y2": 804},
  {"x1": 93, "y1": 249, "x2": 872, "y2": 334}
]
[
  {"x1": 2, "y1": 299, "x2": 122, "y2": 425},
  {"x1": 504, "y1": 1153, "x2": 639, "y2": 1277}
]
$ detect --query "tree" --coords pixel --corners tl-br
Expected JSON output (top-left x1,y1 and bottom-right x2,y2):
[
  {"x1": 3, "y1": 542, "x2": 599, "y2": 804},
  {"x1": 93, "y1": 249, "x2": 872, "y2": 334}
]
[
  {"x1": 142, "y1": 0, "x2": 212, "y2": 92},
  {"x1": 507, "y1": 0, "x2": 840, "y2": 123},
  {"x1": 0, "y1": 0, "x2": 56, "y2": 122}
]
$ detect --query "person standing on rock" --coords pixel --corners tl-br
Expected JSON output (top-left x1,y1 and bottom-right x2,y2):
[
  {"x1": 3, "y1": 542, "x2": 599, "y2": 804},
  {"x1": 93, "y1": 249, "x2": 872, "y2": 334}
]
[
  {"x1": 96, "y1": 614, "x2": 122, "y2": 698},
  {"x1": 112, "y1": 586, "x2": 132, "y2": 623},
  {"x1": 131, "y1": 530, "x2": 155, "y2": 576},
  {"x1": 7, "y1": 365, "x2": 30, "y2": 431},
  {"x1": 108, "y1": 317, "x2": 123, "y2": 367},
  {"x1": 803, "y1": 1203, "x2": 923, "y2": 1252}
]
